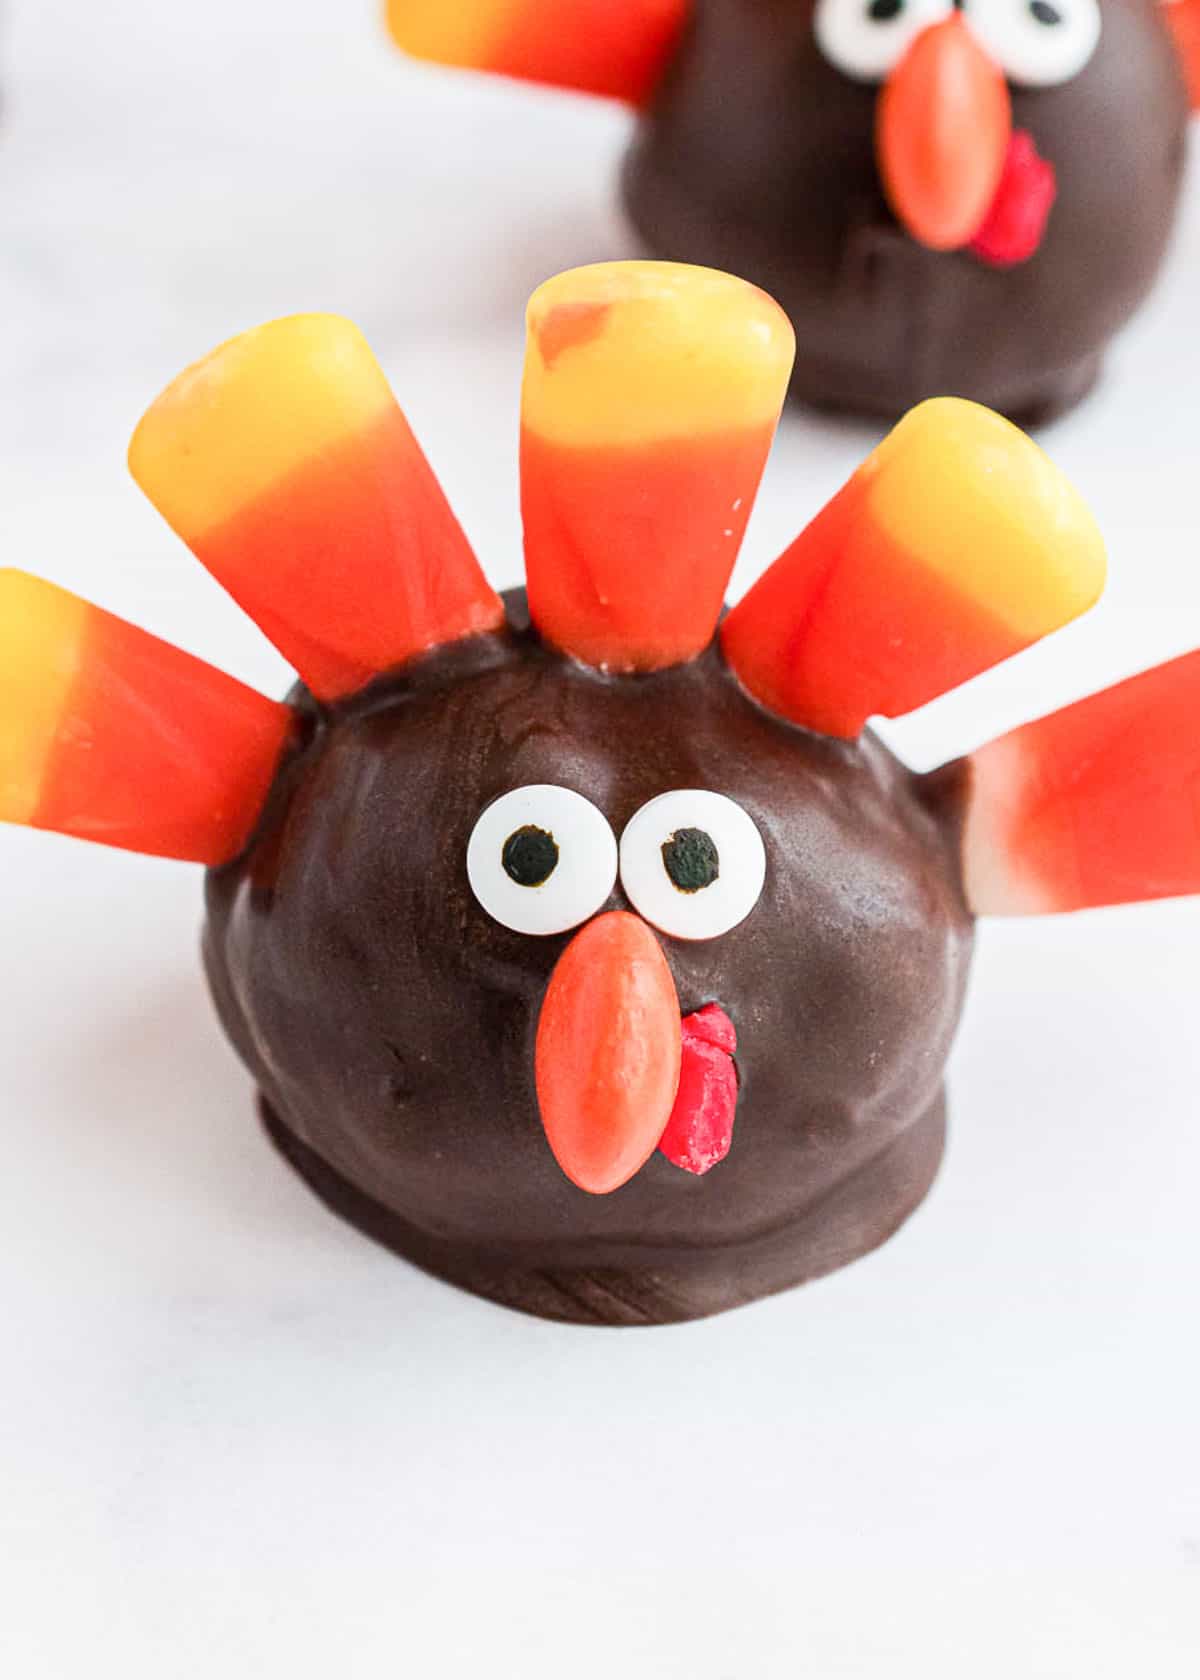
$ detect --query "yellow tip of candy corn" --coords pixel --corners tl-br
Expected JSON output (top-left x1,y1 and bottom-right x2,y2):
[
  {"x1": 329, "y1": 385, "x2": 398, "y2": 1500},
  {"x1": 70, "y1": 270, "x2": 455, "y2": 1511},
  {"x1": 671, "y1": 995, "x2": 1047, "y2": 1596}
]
[
  {"x1": 385, "y1": 0, "x2": 514, "y2": 65},
  {"x1": 523, "y1": 262, "x2": 796, "y2": 451},
  {"x1": 0, "y1": 570, "x2": 87, "y2": 826},
  {"x1": 128, "y1": 314, "x2": 394, "y2": 546},
  {"x1": 864, "y1": 398, "x2": 1107, "y2": 640}
]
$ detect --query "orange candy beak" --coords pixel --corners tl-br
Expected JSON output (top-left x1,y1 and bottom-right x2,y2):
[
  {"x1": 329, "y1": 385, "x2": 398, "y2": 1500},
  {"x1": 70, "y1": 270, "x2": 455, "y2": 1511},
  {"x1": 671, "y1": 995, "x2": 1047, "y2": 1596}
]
[
  {"x1": 535, "y1": 911, "x2": 682, "y2": 1194},
  {"x1": 877, "y1": 16, "x2": 1012, "y2": 251}
]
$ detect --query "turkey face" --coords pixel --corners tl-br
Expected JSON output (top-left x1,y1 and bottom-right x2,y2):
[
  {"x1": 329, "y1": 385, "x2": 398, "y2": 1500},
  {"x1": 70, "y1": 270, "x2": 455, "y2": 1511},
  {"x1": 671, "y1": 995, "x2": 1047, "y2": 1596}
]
[{"x1": 205, "y1": 598, "x2": 974, "y2": 1277}]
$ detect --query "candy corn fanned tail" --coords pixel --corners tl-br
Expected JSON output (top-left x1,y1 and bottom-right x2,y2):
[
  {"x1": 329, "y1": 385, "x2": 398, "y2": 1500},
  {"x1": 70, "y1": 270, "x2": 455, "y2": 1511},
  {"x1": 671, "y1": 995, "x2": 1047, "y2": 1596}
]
[
  {"x1": 960, "y1": 651, "x2": 1200, "y2": 915},
  {"x1": 129, "y1": 315, "x2": 504, "y2": 702},
  {"x1": 0, "y1": 572, "x2": 292, "y2": 864},
  {"x1": 721, "y1": 399, "x2": 1106, "y2": 738},
  {"x1": 385, "y1": 0, "x2": 691, "y2": 104},
  {"x1": 521, "y1": 262, "x2": 795, "y2": 672}
]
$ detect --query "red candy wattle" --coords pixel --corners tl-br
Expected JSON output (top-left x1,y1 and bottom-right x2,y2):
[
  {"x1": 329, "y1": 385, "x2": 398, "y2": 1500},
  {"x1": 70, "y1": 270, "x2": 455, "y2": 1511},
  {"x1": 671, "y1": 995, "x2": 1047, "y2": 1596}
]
[
  {"x1": 969, "y1": 132, "x2": 1058, "y2": 269},
  {"x1": 658, "y1": 1005, "x2": 739, "y2": 1177}
]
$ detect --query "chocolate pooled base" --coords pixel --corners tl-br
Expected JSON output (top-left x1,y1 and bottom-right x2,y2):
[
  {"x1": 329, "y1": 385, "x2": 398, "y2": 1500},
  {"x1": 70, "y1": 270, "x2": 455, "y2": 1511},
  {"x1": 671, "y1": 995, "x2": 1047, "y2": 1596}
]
[
  {"x1": 259, "y1": 1092, "x2": 948, "y2": 1325},
  {"x1": 205, "y1": 593, "x2": 975, "y2": 1326},
  {"x1": 623, "y1": 0, "x2": 1189, "y2": 425}
]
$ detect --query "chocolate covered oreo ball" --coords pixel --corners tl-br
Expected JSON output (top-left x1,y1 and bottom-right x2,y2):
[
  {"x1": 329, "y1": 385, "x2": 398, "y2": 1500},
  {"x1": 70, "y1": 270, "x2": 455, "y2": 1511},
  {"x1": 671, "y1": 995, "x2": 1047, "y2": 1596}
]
[
  {"x1": 204, "y1": 596, "x2": 974, "y2": 1325},
  {"x1": 7, "y1": 263, "x2": 1199, "y2": 1325}
]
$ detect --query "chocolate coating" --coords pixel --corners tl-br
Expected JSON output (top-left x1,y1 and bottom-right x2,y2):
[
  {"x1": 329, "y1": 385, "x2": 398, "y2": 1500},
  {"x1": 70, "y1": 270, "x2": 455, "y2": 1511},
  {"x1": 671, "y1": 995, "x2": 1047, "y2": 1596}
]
[
  {"x1": 623, "y1": 0, "x2": 1189, "y2": 423},
  {"x1": 205, "y1": 594, "x2": 974, "y2": 1324}
]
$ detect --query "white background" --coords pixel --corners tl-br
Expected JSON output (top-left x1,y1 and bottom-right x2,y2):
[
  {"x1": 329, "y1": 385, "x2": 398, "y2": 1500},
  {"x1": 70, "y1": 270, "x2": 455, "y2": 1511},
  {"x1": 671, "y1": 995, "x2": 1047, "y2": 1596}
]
[{"x1": 2, "y1": 3, "x2": 1199, "y2": 1673}]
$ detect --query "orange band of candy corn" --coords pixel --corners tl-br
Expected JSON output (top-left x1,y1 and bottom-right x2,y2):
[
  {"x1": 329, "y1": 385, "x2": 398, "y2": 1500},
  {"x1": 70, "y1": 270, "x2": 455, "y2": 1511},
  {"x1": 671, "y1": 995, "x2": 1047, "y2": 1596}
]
[
  {"x1": 386, "y1": 0, "x2": 690, "y2": 103},
  {"x1": 0, "y1": 571, "x2": 292, "y2": 864}
]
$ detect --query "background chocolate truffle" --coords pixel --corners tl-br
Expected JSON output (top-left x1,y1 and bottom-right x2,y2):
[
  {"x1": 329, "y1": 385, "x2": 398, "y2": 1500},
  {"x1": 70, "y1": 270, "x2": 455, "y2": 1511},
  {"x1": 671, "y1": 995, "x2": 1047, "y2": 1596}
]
[{"x1": 390, "y1": 0, "x2": 1196, "y2": 422}]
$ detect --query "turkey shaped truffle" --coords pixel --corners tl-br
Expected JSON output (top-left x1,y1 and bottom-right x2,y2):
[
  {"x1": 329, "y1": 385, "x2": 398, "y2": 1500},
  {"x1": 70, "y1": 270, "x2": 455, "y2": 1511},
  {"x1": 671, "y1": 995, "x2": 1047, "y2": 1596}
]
[
  {"x1": 5, "y1": 262, "x2": 1200, "y2": 1325},
  {"x1": 387, "y1": 0, "x2": 1200, "y2": 422}
]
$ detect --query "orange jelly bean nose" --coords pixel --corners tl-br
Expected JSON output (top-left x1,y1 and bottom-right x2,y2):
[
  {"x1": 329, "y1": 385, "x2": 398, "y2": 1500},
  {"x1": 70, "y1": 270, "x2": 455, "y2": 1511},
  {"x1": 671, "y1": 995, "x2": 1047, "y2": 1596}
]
[
  {"x1": 877, "y1": 16, "x2": 1012, "y2": 251},
  {"x1": 535, "y1": 911, "x2": 682, "y2": 1195}
]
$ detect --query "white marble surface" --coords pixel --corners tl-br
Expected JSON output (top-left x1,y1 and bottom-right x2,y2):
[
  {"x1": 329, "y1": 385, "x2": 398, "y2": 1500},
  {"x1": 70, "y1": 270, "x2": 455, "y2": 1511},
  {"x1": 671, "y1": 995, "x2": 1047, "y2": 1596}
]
[{"x1": 2, "y1": 2, "x2": 1200, "y2": 1673}]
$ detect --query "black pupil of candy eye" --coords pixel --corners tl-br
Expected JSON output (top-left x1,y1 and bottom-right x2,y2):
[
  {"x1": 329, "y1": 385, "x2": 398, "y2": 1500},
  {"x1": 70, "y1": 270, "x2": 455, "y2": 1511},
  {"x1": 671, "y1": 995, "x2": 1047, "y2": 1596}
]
[
  {"x1": 868, "y1": 0, "x2": 904, "y2": 19},
  {"x1": 1029, "y1": 0, "x2": 1062, "y2": 22},
  {"x1": 502, "y1": 825, "x2": 559, "y2": 888},
  {"x1": 661, "y1": 828, "x2": 720, "y2": 894}
]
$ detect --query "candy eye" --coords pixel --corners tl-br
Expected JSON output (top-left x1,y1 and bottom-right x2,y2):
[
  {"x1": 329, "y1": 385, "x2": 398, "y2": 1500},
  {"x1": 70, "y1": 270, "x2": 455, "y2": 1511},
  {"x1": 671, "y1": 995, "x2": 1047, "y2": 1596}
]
[
  {"x1": 815, "y1": 0, "x2": 954, "y2": 82},
  {"x1": 962, "y1": 0, "x2": 1100, "y2": 86},
  {"x1": 467, "y1": 785, "x2": 617, "y2": 936},
  {"x1": 619, "y1": 791, "x2": 766, "y2": 941}
]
